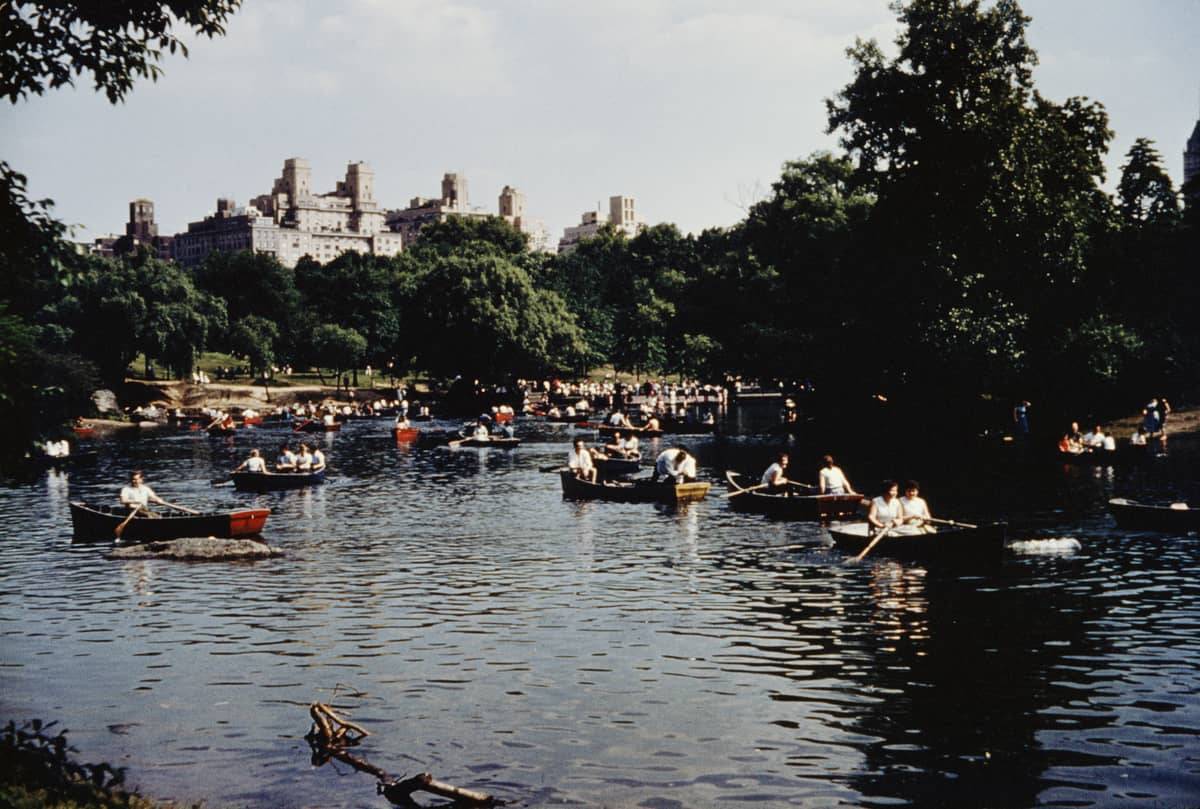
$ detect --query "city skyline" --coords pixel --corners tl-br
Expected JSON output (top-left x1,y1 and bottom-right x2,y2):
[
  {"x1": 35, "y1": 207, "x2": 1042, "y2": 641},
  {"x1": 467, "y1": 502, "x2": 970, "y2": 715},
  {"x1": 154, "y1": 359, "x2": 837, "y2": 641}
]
[{"x1": 1, "y1": 0, "x2": 1197, "y2": 244}]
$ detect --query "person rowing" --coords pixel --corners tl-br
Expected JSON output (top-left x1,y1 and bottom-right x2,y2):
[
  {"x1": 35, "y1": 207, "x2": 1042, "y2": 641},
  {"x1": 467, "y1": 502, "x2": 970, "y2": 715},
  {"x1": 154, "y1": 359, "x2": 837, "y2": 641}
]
[
  {"x1": 819, "y1": 455, "x2": 856, "y2": 495},
  {"x1": 604, "y1": 430, "x2": 626, "y2": 457},
  {"x1": 118, "y1": 470, "x2": 189, "y2": 518},
  {"x1": 234, "y1": 448, "x2": 267, "y2": 474},
  {"x1": 608, "y1": 409, "x2": 634, "y2": 429},
  {"x1": 472, "y1": 420, "x2": 491, "y2": 441},
  {"x1": 620, "y1": 433, "x2": 640, "y2": 459},
  {"x1": 899, "y1": 479, "x2": 933, "y2": 530},
  {"x1": 569, "y1": 437, "x2": 597, "y2": 483},
  {"x1": 761, "y1": 451, "x2": 791, "y2": 493},
  {"x1": 868, "y1": 480, "x2": 903, "y2": 534}
]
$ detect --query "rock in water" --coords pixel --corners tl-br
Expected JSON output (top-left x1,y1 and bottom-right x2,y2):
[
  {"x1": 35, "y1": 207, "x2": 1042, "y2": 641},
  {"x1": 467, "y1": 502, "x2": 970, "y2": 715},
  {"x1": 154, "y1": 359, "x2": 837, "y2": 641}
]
[{"x1": 108, "y1": 537, "x2": 282, "y2": 561}]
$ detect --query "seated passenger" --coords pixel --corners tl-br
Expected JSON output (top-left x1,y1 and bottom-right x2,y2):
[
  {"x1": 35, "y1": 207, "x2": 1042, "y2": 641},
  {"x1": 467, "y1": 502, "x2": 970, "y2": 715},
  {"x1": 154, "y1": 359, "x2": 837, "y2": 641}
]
[{"x1": 568, "y1": 438, "x2": 597, "y2": 483}]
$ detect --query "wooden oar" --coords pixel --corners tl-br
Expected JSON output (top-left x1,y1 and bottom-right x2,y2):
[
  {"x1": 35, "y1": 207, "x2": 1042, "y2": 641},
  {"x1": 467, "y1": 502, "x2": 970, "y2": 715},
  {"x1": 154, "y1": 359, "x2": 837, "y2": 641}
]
[
  {"x1": 852, "y1": 526, "x2": 891, "y2": 562},
  {"x1": 924, "y1": 516, "x2": 979, "y2": 529},
  {"x1": 161, "y1": 501, "x2": 200, "y2": 515},
  {"x1": 539, "y1": 464, "x2": 569, "y2": 473},
  {"x1": 722, "y1": 482, "x2": 772, "y2": 499},
  {"x1": 114, "y1": 505, "x2": 142, "y2": 539}
]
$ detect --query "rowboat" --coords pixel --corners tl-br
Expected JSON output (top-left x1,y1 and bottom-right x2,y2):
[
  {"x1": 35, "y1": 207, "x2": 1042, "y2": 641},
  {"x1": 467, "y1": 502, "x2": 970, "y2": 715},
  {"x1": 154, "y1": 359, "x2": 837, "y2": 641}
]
[
  {"x1": 1108, "y1": 498, "x2": 1200, "y2": 532},
  {"x1": 597, "y1": 424, "x2": 664, "y2": 438},
  {"x1": 207, "y1": 422, "x2": 238, "y2": 435},
  {"x1": 72, "y1": 426, "x2": 95, "y2": 438},
  {"x1": 559, "y1": 471, "x2": 710, "y2": 503},
  {"x1": 231, "y1": 469, "x2": 325, "y2": 492},
  {"x1": 594, "y1": 454, "x2": 642, "y2": 478},
  {"x1": 294, "y1": 420, "x2": 342, "y2": 433},
  {"x1": 69, "y1": 502, "x2": 270, "y2": 543},
  {"x1": 826, "y1": 520, "x2": 1007, "y2": 564},
  {"x1": 239, "y1": 415, "x2": 263, "y2": 427},
  {"x1": 393, "y1": 426, "x2": 420, "y2": 442},
  {"x1": 450, "y1": 436, "x2": 521, "y2": 449},
  {"x1": 725, "y1": 471, "x2": 864, "y2": 522}
]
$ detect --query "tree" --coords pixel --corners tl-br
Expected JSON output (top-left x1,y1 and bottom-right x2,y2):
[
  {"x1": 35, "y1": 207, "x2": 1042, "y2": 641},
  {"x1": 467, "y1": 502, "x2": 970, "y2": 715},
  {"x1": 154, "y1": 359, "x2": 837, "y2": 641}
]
[
  {"x1": 194, "y1": 251, "x2": 302, "y2": 359},
  {"x1": 308, "y1": 324, "x2": 367, "y2": 387},
  {"x1": 228, "y1": 315, "x2": 279, "y2": 380},
  {"x1": 404, "y1": 246, "x2": 586, "y2": 381},
  {"x1": 1, "y1": 1, "x2": 242, "y2": 103},
  {"x1": 1117, "y1": 138, "x2": 1180, "y2": 226},
  {"x1": 294, "y1": 252, "x2": 399, "y2": 370},
  {"x1": 826, "y1": 0, "x2": 1113, "y2": 404}
]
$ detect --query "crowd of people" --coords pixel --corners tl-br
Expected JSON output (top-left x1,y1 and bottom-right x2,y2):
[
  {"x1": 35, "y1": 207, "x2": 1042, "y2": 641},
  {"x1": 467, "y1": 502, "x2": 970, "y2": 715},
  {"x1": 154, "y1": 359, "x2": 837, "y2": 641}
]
[{"x1": 1057, "y1": 397, "x2": 1170, "y2": 456}]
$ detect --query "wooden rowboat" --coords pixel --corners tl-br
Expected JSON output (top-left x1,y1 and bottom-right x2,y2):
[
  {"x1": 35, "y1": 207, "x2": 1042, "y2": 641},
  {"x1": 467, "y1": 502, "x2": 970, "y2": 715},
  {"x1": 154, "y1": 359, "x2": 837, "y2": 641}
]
[
  {"x1": 231, "y1": 469, "x2": 325, "y2": 492},
  {"x1": 1108, "y1": 498, "x2": 1200, "y2": 532},
  {"x1": 294, "y1": 420, "x2": 342, "y2": 433},
  {"x1": 72, "y1": 426, "x2": 95, "y2": 438},
  {"x1": 826, "y1": 520, "x2": 1007, "y2": 564},
  {"x1": 594, "y1": 454, "x2": 642, "y2": 478},
  {"x1": 725, "y1": 471, "x2": 864, "y2": 522},
  {"x1": 559, "y1": 471, "x2": 709, "y2": 503},
  {"x1": 70, "y1": 502, "x2": 270, "y2": 543}
]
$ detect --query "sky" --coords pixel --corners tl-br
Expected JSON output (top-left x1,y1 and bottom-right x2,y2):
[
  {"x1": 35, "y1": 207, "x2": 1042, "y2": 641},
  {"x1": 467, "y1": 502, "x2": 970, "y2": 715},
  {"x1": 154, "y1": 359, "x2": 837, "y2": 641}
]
[{"x1": 1, "y1": 0, "x2": 1198, "y2": 244}]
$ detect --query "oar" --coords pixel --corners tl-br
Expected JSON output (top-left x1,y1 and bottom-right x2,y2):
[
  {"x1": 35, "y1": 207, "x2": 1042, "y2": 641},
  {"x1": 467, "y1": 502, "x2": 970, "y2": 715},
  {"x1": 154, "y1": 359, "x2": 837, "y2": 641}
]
[
  {"x1": 924, "y1": 516, "x2": 979, "y2": 529},
  {"x1": 539, "y1": 464, "x2": 569, "y2": 473},
  {"x1": 447, "y1": 438, "x2": 466, "y2": 448},
  {"x1": 211, "y1": 475, "x2": 233, "y2": 486},
  {"x1": 161, "y1": 501, "x2": 200, "y2": 515},
  {"x1": 722, "y1": 482, "x2": 772, "y2": 499},
  {"x1": 114, "y1": 505, "x2": 142, "y2": 539},
  {"x1": 852, "y1": 526, "x2": 891, "y2": 562}
]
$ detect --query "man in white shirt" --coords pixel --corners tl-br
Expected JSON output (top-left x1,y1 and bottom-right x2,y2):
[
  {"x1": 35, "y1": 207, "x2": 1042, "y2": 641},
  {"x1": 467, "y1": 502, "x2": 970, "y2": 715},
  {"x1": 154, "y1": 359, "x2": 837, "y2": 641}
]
[
  {"x1": 818, "y1": 455, "x2": 855, "y2": 495},
  {"x1": 119, "y1": 470, "x2": 168, "y2": 514},
  {"x1": 655, "y1": 447, "x2": 697, "y2": 483},
  {"x1": 761, "y1": 452, "x2": 790, "y2": 491},
  {"x1": 568, "y1": 438, "x2": 597, "y2": 482}
]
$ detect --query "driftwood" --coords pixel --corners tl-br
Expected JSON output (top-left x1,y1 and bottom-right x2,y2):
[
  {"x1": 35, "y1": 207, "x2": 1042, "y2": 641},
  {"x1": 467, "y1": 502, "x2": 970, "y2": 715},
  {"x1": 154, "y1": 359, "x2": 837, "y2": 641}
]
[{"x1": 306, "y1": 702, "x2": 500, "y2": 807}]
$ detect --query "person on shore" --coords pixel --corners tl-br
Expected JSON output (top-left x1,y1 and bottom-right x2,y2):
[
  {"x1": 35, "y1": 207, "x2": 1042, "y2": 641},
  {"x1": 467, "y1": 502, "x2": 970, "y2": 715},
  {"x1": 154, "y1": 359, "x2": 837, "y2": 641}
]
[
  {"x1": 899, "y1": 480, "x2": 933, "y2": 528},
  {"x1": 819, "y1": 455, "x2": 855, "y2": 495},
  {"x1": 311, "y1": 446, "x2": 327, "y2": 472},
  {"x1": 868, "y1": 480, "x2": 903, "y2": 534},
  {"x1": 119, "y1": 470, "x2": 169, "y2": 516},
  {"x1": 1013, "y1": 400, "x2": 1031, "y2": 437},
  {"x1": 276, "y1": 443, "x2": 297, "y2": 471},
  {"x1": 234, "y1": 448, "x2": 267, "y2": 474},
  {"x1": 761, "y1": 452, "x2": 791, "y2": 492},
  {"x1": 569, "y1": 438, "x2": 597, "y2": 483}
]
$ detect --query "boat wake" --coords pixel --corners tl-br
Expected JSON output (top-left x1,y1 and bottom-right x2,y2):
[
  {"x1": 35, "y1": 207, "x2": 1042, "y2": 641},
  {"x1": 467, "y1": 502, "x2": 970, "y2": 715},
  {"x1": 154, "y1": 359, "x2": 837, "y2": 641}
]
[{"x1": 1008, "y1": 537, "x2": 1082, "y2": 555}]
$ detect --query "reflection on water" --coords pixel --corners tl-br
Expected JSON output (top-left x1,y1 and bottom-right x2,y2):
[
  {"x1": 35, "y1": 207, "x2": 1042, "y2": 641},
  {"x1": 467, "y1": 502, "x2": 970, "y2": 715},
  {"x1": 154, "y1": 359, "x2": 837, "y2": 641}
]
[{"x1": 0, "y1": 420, "x2": 1198, "y2": 807}]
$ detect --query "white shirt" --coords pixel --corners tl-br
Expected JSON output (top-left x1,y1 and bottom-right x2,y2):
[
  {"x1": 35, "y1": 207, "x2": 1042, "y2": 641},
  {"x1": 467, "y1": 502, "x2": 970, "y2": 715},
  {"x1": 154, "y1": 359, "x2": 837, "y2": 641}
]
[
  {"x1": 1131, "y1": 431, "x2": 1147, "y2": 446},
  {"x1": 473, "y1": 425, "x2": 491, "y2": 440},
  {"x1": 245, "y1": 455, "x2": 267, "y2": 473},
  {"x1": 762, "y1": 462, "x2": 786, "y2": 487},
  {"x1": 312, "y1": 450, "x2": 326, "y2": 470},
  {"x1": 568, "y1": 448, "x2": 594, "y2": 472},
  {"x1": 820, "y1": 466, "x2": 849, "y2": 494},
  {"x1": 677, "y1": 455, "x2": 697, "y2": 480},
  {"x1": 655, "y1": 449, "x2": 679, "y2": 479},
  {"x1": 296, "y1": 452, "x2": 313, "y2": 470},
  {"x1": 609, "y1": 412, "x2": 625, "y2": 425},
  {"x1": 1103, "y1": 435, "x2": 1116, "y2": 451},
  {"x1": 872, "y1": 495, "x2": 902, "y2": 524},
  {"x1": 120, "y1": 483, "x2": 156, "y2": 508},
  {"x1": 899, "y1": 495, "x2": 930, "y2": 520},
  {"x1": 621, "y1": 436, "x2": 639, "y2": 455}
]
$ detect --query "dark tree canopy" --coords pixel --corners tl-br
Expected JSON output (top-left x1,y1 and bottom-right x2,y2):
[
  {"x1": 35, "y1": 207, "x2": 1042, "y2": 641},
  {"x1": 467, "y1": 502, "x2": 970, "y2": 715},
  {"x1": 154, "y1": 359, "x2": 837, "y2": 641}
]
[{"x1": 1, "y1": 0, "x2": 242, "y2": 104}]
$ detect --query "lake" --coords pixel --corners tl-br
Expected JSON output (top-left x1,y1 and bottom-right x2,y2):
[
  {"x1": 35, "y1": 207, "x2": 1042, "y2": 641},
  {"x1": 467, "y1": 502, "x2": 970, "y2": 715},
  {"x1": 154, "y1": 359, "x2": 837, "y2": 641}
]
[{"x1": 2, "y1": 413, "x2": 1198, "y2": 808}]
